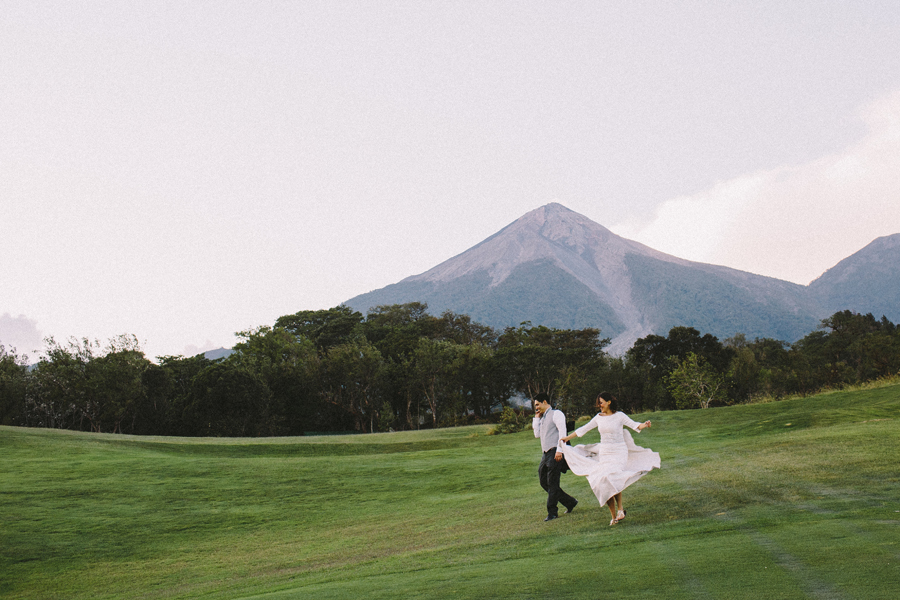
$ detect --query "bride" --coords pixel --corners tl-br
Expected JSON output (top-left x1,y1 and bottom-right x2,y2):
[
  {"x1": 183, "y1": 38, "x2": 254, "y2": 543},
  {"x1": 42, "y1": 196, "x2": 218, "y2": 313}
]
[{"x1": 560, "y1": 392, "x2": 660, "y2": 525}]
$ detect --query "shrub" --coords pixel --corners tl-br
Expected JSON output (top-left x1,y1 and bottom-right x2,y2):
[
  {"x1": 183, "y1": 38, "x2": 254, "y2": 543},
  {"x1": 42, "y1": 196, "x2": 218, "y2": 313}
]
[{"x1": 489, "y1": 406, "x2": 530, "y2": 435}]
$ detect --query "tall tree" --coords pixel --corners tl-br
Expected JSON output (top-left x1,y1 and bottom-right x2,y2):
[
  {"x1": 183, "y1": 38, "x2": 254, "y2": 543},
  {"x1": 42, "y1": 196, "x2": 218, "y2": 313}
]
[
  {"x1": 362, "y1": 302, "x2": 440, "y2": 359},
  {"x1": 318, "y1": 338, "x2": 384, "y2": 433},
  {"x1": 0, "y1": 344, "x2": 28, "y2": 426},
  {"x1": 453, "y1": 342, "x2": 510, "y2": 419},
  {"x1": 627, "y1": 327, "x2": 733, "y2": 410},
  {"x1": 437, "y1": 310, "x2": 497, "y2": 346},
  {"x1": 231, "y1": 326, "x2": 321, "y2": 434},
  {"x1": 792, "y1": 311, "x2": 900, "y2": 390},
  {"x1": 184, "y1": 361, "x2": 273, "y2": 437},
  {"x1": 150, "y1": 354, "x2": 214, "y2": 435},
  {"x1": 409, "y1": 338, "x2": 462, "y2": 427},
  {"x1": 666, "y1": 352, "x2": 728, "y2": 409},
  {"x1": 275, "y1": 305, "x2": 363, "y2": 353},
  {"x1": 27, "y1": 337, "x2": 98, "y2": 430},
  {"x1": 496, "y1": 324, "x2": 608, "y2": 414},
  {"x1": 88, "y1": 335, "x2": 151, "y2": 433}
]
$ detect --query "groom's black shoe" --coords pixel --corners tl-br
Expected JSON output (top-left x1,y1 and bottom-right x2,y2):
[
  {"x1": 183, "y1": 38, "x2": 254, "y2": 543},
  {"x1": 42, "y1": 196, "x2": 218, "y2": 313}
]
[
  {"x1": 565, "y1": 500, "x2": 578, "y2": 514},
  {"x1": 544, "y1": 514, "x2": 558, "y2": 522}
]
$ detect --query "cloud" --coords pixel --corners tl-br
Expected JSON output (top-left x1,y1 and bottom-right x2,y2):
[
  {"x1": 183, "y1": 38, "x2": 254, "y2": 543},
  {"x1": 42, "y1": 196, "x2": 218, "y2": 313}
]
[
  {"x1": 613, "y1": 89, "x2": 900, "y2": 285},
  {"x1": 0, "y1": 313, "x2": 44, "y2": 359}
]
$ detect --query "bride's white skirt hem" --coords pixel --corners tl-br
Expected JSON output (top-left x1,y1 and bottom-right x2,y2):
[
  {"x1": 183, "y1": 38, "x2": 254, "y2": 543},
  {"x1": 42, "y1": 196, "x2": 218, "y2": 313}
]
[{"x1": 560, "y1": 431, "x2": 660, "y2": 506}]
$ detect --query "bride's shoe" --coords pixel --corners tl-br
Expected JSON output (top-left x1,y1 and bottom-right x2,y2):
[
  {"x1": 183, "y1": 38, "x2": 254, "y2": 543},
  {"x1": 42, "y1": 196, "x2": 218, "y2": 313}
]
[
  {"x1": 616, "y1": 510, "x2": 626, "y2": 521},
  {"x1": 609, "y1": 517, "x2": 618, "y2": 526}
]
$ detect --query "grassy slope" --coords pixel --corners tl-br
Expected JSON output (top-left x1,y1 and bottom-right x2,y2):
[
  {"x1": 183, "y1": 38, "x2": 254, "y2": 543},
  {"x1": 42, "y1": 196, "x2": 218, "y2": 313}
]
[{"x1": 2, "y1": 385, "x2": 898, "y2": 600}]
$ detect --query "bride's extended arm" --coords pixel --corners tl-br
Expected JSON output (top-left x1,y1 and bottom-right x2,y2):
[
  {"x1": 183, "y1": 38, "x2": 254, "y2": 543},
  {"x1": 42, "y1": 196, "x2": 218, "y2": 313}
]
[{"x1": 561, "y1": 415, "x2": 599, "y2": 443}]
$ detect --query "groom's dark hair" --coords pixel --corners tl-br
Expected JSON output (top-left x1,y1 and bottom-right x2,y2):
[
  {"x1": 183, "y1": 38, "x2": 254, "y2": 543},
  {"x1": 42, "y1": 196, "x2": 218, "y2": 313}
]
[{"x1": 534, "y1": 392, "x2": 551, "y2": 406}]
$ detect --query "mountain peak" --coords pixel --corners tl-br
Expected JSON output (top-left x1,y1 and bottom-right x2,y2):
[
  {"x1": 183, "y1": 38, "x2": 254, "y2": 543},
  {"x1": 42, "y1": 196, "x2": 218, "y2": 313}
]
[
  {"x1": 514, "y1": 201, "x2": 606, "y2": 232},
  {"x1": 351, "y1": 203, "x2": 701, "y2": 350},
  {"x1": 516, "y1": 202, "x2": 615, "y2": 247},
  {"x1": 346, "y1": 204, "x2": 896, "y2": 352},
  {"x1": 520, "y1": 201, "x2": 583, "y2": 224},
  {"x1": 406, "y1": 203, "x2": 623, "y2": 287}
]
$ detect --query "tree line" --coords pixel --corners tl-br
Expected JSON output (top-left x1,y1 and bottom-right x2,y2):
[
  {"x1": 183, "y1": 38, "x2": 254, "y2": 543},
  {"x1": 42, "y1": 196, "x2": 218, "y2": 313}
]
[{"x1": 1, "y1": 304, "x2": 898, "y2": 437}]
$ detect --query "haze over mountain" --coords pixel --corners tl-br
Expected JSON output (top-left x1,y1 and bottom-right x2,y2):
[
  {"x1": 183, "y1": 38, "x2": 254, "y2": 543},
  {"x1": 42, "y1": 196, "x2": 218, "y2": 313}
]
[{"x1": 346, "y1": 203, "x2": 898, "y2": 353}]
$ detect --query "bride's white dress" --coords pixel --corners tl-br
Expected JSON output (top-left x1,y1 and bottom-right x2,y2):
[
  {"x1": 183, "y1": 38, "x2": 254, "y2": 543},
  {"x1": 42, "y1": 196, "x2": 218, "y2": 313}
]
[{"x1": 560, "y1": 412, "x2": 660, "y2": 505}]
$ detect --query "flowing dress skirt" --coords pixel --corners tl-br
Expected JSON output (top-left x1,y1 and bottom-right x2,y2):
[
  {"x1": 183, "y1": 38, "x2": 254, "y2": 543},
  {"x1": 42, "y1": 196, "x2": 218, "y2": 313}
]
[{"x1": 561, "y1": 430, "x2": 660, "y2": 505}]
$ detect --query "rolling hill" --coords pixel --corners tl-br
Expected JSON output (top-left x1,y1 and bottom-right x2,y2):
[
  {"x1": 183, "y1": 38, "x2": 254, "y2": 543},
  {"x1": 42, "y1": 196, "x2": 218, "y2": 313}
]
[{"x1": 3, "y1": 383, "x2": 898, "y2": 598}]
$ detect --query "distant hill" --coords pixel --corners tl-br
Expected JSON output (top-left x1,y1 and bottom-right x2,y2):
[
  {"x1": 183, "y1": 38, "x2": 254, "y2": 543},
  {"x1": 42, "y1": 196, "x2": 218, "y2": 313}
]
[
  {"x1": 346, "y1": 203, "x2": 889, "y2": 353},
  {"x1": 808, "y1": 233, "x2": 900, "y2": 323},
  {"x1": 201, "y1": 347, "x2": 233, "y2": 361}
]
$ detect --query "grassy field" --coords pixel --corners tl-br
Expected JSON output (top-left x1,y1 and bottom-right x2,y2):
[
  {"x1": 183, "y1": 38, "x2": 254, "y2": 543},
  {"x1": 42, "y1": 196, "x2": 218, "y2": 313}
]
[{"x1": 2, "y1": 384, "x2": 898, "y2": 599}]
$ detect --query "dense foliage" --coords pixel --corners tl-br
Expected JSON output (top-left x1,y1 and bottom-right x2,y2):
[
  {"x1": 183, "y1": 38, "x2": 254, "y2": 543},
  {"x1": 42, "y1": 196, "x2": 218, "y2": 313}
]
[{"x1": 1, "y1": 306, "x2": 898, "y2": 436}]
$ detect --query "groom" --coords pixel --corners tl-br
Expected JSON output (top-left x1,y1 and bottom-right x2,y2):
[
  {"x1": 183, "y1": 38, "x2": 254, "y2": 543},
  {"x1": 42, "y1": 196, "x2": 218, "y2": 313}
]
[{"x1": 532, "y1": 393, "x2": 577, "y2": 522}]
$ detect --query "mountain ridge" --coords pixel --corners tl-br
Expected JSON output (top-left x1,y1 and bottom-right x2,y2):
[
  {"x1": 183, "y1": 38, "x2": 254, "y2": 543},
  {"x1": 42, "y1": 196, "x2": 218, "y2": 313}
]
[
  {"x1": 809, "y1": 232, "x2": 900, "y2": 323},
  {"x1": 346, "y1": 203, "x2": 898, "y2": 352}
]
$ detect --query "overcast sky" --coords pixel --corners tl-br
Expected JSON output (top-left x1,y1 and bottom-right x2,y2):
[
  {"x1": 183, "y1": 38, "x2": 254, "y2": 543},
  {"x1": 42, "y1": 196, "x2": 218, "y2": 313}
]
[{"x1": 3, "y1": 1, "x2": 900, "y2": 361}]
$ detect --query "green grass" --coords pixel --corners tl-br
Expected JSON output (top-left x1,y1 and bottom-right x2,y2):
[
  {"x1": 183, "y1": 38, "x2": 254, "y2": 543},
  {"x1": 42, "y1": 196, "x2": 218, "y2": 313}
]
[{"x1": 2, "y1": 384, "x2": 899, "y2": 599}]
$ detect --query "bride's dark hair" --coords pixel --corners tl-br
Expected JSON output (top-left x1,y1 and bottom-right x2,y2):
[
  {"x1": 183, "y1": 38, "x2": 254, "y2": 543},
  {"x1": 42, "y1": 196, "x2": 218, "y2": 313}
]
[{"x1": 596, "y1": 391, "x2": 615, "y2": 409}]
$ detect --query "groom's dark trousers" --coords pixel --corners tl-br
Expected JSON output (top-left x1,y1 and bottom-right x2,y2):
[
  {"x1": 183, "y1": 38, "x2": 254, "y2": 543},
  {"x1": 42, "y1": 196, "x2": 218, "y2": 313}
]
[{"x1": 539, "y1": 448, "x2": 577, "y2": 517}]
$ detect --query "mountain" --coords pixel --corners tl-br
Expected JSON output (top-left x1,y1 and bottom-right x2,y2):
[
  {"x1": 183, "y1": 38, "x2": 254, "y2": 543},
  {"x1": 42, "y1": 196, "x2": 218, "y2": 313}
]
[
  {"x1": 808, "y1": 233, "x2": 900, "y2": 323},
  {"x1": 201, "y1": 347, "x2": 233, "y2": 361},
  {"x1": 348, "y1": 203, "x2": 871, "y2": 353}
]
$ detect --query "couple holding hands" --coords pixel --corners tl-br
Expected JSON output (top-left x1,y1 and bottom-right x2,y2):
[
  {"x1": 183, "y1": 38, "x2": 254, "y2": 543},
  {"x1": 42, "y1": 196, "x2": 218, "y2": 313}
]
[{"x1": 533, "y1": 391, "x2": 660, "y2": 526}]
